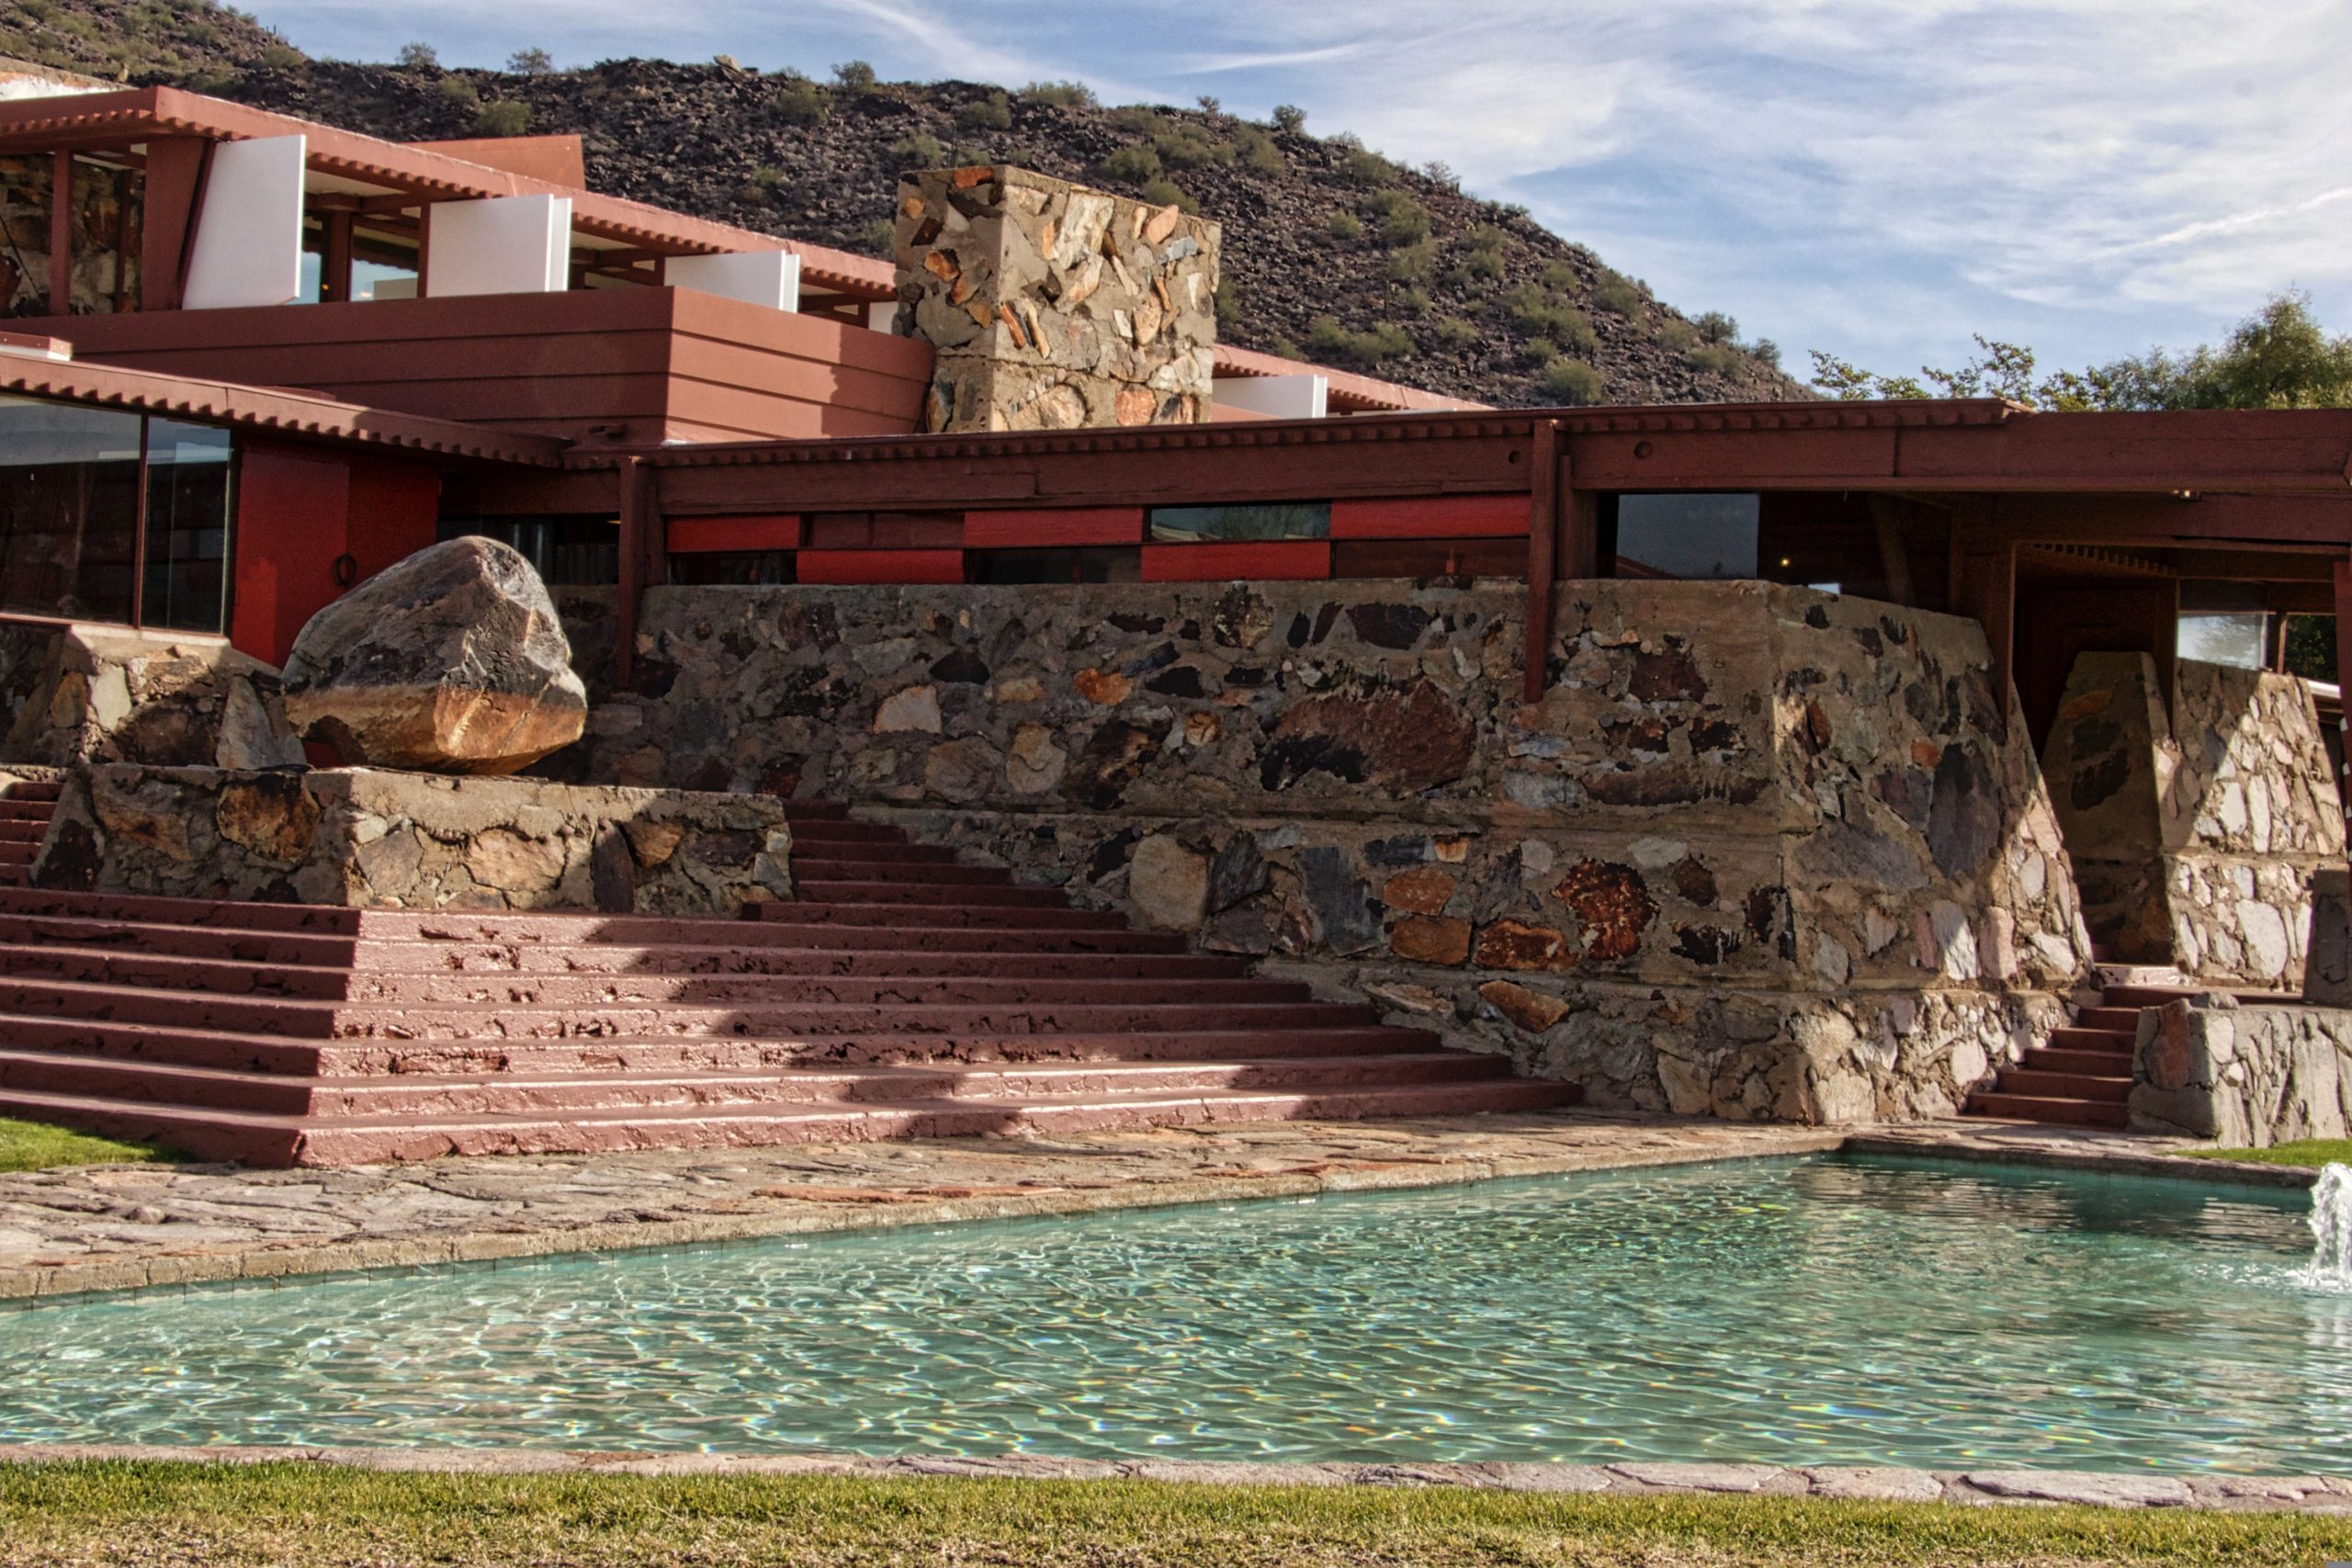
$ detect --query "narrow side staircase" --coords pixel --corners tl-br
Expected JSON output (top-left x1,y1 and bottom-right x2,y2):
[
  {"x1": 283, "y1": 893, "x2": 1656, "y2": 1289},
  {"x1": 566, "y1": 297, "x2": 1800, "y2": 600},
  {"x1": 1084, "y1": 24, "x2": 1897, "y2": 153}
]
[
  {"x1": 0, "y1": 775, "x2": 58, "y2": 889},
  {"x1": 0, "y1": 801, "x2": 1577, "y2": 1166}
]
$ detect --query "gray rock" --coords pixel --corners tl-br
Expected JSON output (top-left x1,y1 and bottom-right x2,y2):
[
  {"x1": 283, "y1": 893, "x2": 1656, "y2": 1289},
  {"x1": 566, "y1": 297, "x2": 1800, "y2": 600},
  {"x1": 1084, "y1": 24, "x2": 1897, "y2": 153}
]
[
  {"x1": 281, "y1": 537, "x2": 587, "y2": 775},
  {"x1": 1962, "y1": 1470, "x2": 2193, "y2": 1507}
]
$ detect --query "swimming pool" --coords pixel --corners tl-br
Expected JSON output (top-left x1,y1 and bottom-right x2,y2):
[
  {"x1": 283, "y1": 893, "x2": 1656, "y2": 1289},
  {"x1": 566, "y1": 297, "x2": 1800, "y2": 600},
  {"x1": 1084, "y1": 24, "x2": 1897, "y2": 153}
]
[{"x1": 4, "y1": 1155, "x2": 2342, "y2": 1474}]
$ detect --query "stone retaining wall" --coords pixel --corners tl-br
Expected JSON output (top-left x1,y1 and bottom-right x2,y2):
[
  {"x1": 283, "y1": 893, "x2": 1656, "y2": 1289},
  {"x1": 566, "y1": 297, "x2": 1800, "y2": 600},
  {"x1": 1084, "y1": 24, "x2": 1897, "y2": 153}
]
[
  {"x1": 2042, "y1": 652, "x2": 2344, "y2": 987},
  {"x1": 35, "y1": 764, "x2": 791, "y2": 915},
  {"x1": 2131, "y1": 995, "x2": 2352, "y2": 1145},
  {"x1": 0, "y1": 621, "x2": 304, "y2": 772},
  {"x1": 570, "y1": 577, "x2": 2088, "y2": 1122}
]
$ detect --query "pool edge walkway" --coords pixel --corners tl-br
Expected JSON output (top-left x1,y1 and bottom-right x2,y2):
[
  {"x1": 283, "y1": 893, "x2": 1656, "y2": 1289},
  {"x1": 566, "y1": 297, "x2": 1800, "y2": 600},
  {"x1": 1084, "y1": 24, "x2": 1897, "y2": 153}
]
[
  {"x1": 0, "y1": 1441, "x2": 2344, "y2": 1514},
  {"x1": 0, "y1": 1111, "x2": 2312, "y2": 1306}
]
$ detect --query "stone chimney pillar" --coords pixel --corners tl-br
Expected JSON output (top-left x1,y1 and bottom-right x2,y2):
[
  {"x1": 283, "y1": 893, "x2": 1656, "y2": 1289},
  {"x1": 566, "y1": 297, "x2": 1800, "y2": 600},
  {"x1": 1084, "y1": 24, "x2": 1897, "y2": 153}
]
[{"x1": 891, "y1": 165, "x2": 1219, "y2": 433}]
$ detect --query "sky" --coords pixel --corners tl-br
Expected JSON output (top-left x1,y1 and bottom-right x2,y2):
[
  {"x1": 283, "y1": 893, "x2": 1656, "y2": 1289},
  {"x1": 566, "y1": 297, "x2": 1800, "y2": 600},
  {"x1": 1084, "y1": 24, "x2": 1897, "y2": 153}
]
[{"x1": 246, "y1": 0, "x2": 2352, "y2": 387}]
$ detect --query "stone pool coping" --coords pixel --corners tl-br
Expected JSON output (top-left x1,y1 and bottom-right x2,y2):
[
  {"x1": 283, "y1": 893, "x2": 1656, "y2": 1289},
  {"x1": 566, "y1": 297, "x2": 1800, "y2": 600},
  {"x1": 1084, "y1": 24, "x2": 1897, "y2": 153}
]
[
  {"x1": 0, "y1": 1442, "x2": 2344, "y2": 1514},
  {"x1": 0, "y1": 1111, "x2": 2316, "y2": 1307}
]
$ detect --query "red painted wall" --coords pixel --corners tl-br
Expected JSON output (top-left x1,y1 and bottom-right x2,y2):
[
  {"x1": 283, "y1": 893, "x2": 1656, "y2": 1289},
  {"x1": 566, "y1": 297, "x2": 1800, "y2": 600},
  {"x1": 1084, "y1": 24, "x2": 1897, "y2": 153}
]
[{"x1": 230, "y1": 441, "x2": 440, "y2": 668}]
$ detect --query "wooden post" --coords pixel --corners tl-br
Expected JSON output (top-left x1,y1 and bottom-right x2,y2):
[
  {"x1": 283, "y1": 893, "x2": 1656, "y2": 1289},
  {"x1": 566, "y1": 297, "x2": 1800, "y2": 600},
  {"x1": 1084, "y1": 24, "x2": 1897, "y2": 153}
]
[
  {"x1": 47, "y1": 150, "x2": 73, "y2": 316},
  {"x1": 1949, "y1": 502, "x2": 2016, "y2": 715},
  {"x1": 321, "y1": 209, "x2": 355, "y2": 304},
  {"x1": 140, "y1": 138, "x2": 209, "y2": 312},
  {"x1": 615, "y1": 457, "x2": 662, "y2": 688},
  {"x1": 1521, "y1": 419, "x2": 1562, "y2": 704},
  {"x1": 2334, "y1": 559, "x2": 2352, "y2": 809}
]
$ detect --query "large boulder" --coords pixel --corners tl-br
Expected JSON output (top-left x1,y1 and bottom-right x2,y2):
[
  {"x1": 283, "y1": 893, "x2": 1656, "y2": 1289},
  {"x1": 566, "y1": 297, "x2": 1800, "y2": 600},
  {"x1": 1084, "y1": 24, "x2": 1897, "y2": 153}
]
[{"x1": 281, "y1": 537, "x2": 587, "y2": 775}]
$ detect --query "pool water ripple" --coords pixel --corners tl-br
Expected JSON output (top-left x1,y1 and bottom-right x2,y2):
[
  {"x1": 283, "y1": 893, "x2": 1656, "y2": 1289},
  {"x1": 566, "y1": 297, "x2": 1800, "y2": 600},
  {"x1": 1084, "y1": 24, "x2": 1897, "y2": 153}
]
[{"x1": 4, "y1": 1154, "x2": 2347, "y2": 1473}]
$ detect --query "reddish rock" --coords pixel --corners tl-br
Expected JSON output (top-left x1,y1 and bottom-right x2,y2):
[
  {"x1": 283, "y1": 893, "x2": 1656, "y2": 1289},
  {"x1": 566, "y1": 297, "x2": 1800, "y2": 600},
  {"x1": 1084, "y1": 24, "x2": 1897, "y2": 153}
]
[
  {"x1": 1475, "y1": 919, "x2": 1574, "y2": 971},
  {"x1": 1553, "y1": 861, "x2": 1657, "y2": 960},
  {"x1": 1382, "y1": 867, "x2": 1459, "y2": 915},
  {"x1": 1479, "y1": 979, "x2": 1571, "y2": 1032},
  {"x1": 1389, "y1": 915, "x2": 1472, "y2": 965},
  {"x1": 1074, "y1": 668, "x2": 1133, "y2": 705},
  {"x1": 1260, "y1": 681, "x2": 1476, "y2": 794}
]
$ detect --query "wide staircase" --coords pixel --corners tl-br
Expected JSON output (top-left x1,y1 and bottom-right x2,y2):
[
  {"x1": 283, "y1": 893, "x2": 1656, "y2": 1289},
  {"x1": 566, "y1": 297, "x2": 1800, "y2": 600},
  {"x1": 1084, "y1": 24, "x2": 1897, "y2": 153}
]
[
  {"x1": 0, "y1": 776, "x2": 59, "y2": 889},
  {"x1": 0, "y1": 801, "x2": 1577, "y2": 1167}
]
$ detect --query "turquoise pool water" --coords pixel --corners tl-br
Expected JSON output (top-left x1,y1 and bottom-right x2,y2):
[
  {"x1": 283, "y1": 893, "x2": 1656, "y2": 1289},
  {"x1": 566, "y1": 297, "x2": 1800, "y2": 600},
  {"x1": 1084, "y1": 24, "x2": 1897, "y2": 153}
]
[{"x1": 3, "y1": 1155, "x2": 2345, "y2": 1474}]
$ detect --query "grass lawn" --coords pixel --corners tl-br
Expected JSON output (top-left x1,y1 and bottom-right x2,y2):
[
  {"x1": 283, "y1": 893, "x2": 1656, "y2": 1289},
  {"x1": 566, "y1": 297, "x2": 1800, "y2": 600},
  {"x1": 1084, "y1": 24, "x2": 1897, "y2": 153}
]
[
  {"x1": 2183, "y1": 1137, "x2": 2352, "y2": 1168},
  {"x1": 0, "y1": 1463, "x2": 2344, "y2": 1567},
  {"x1": 0, "y1": 1116, "x2": 175, "y2": 1174}
]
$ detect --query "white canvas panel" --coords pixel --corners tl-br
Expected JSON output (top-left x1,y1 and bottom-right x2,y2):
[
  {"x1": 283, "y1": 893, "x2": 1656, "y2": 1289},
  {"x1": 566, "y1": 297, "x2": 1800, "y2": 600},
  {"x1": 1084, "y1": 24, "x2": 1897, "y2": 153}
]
[
  {"x1": 1212, "y1": 373, "x2": 1329, "y2": 420},
  {"x1": 182, "y1": 135, "x2": 307, "y2": 310},
  {"x1": 426, "y1": 195, "x2": 573, "y2": 298},
  {"x1": 668, "y1": 250, "x2": 800, "y2": 311}
]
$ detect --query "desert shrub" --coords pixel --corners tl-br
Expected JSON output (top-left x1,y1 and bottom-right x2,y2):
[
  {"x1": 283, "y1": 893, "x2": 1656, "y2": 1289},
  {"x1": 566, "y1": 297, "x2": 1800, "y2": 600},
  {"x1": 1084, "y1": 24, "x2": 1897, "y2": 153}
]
[
  {"x1": 1137, "y1": 175, "x2": 1193, "y2": 211},
  {"x1": 1450, "y1": 250, "x2": 1507, "y2": 285},
  {"x1": 832, "y1": 60, "x2": 877, "y2": 91},
  {"x1": 1231, "y1": 124, "x2": 1284, "y2": 174},
  {"x1": 956, "y1": 91, "x2": 1012, "y2": 131},
  {"x1": 1326, "y1": 209, "x2": 1363, "y2": 242},
  {"x1": 1695, "y1": 310, "x2": 1739, "y2": 344},
  {"x1": 1429, "y1": 316, "x2": 1481, "y2": 352},
  {"x1": 473, "y1": 99, "x2": 529, "y2": 137},
  {"x1": 771, "y1": 77, "x2": 831, "y2": 124},
  {"x1": 857, "y1": 217, "x2": 896, "y2": 257},
  {"x1": 891, "y1": 132, "x2": 945, "y2": 168},
  {"x1": 1021, "y1": 80, "x2": 1097, "y2": 108},
  {"x1": 1519, "y1": 336, "x2": 1561, "y2": 367},
  {"x1": 1749, "y1": 338, "x2": 1782, "y2": 369},
  {"x1": 1091, "y1": 144, "x2": 1163, "y2": 184},
  {"x1": 1396, "y1": 285, "x2": 1433, "y2": 314},
  {"x1": 1268, "y1": 334, "x2": 1305, "y2": 360},
  {"x1": 1309, "y1": 315, "x2": 1413, "y2": 366},
  {"x1": 257, "y1": 42, "x2": 301, "y2": 68},
  {"x1": 396, "y1": 40, "x2": 437, "y2": 68},
  {"x1": 437, "y1": 73, "x2": 478, "y2": 103},
  {"x1": 1111, "y1": 105, "x2": 1166, "y2": 135},
  {"x1": 1154, "y1": 123, "x2": 1230, "y2": 170},
  {"x1": 1363, "y1": 188, "x2": 1430, "y2": 247},
  {"x1": 1659, "y1": 318, "x2": 1700, "y2": 350},
  {"x1": 1501, "y1": 284, "x2": 1596, "y2": 353},
  {"x1": 1340, "y1": 144, "x2": 1400, "y2": 185},
  {"x1": 1271, "y1": 104, "x2": 1306, "y2": 132},
  {"x1": 1591, "y1": 270, "x2": 1645, "y2": 315},
  {"x1": 1541, "y1": 357, "x2": 1604, "y2": 403},
  {"x1": 1384, "y1": 237, "x2": 1437, "y2": 283},
  {"x1": 1541, "y1": 260, "x2": 1583, "y2": 293},
  {"x1": 1214, "y1": 279, "x2": 1241, "y2": 329},
  {"x1": 507, "y1": 47, "x2": 553, "y2": 74},
  {"x1": 1196, "y1": 94, "x2": 1221, "y2": 115},
  {"x1": 1685, "y1": 341, "x2": 1746, "y2": 375}
]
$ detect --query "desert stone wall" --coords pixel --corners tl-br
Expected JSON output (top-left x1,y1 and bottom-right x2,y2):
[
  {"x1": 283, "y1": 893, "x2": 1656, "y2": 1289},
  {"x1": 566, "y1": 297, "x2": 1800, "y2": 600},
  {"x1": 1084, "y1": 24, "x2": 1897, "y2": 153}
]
[
  {"x1": 893, "y1": 165, "x2": 1218, "y2": 432},
  {"x1": 0, "y1": 621, "x2": 303, "y2": 772},
  {"x1": 2042, "y1": 652, "x2": 2344, "y2": 987},
  {"x1": 568, "y1": 577, "x2": 2088, "y2": 1123},
  {"x1": 35, "y1": 764, "x2": 792, "y2": 916},
  {"x1": 2131, "y1": 996, "x2": 2352, "y2": 1146}
]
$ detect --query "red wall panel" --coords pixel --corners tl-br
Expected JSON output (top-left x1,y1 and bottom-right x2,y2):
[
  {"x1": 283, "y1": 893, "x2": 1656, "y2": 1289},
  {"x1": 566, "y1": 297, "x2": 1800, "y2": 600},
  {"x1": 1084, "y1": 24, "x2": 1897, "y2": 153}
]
[
  {"x1": 1141, "y1": 541, "x2": 1331, "y2": 582},
  {"x1": 1330, "y1": 494, "x2": 1529, "y2": 539},
  {"x1": 669, "y1": 514, "x2": 804, "y2": 553},
  {"x1": 346, "y1": 454, "x2": 441, "y2": 581},
  {"x1": 797, "y1": 548, "x2": 967, "y2": 584},
  {"x1": 963, "y1": 507, "x2": 1145, "y2": 548},
  {"x1": 231, "y1": 443, "x2": 349, "y2": 667}
]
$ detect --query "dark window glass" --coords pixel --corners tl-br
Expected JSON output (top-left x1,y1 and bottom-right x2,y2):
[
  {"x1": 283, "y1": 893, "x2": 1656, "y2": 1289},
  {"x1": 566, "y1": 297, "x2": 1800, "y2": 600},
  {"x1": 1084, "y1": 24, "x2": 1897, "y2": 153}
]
[
  {"x1": 970, "y1": 547, "x2": 1140, "y2": 584},
  {"x1": 670, "y1": 551, "x2": 798, "y2": 586},
  {"x1": 1613, "y1": 493, "x2": 1759, "y2": 580},
  {"x1": 1148, "y1": 502, "x2": 1330, "y2": 543},
  {"x1": 0, "y1": 395, "x2": 143, "y2": 622},
  {"x1": 439, "y1": 515, "x2": 620, "y2": 584},
  {"x1": 141, "y1": 418, "x2": 232, "y2": 633}
]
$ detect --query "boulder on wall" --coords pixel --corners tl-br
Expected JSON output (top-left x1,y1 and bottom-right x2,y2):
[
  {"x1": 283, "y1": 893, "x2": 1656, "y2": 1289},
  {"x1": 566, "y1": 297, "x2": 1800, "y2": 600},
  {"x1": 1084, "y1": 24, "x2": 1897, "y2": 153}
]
[{"x1": 281, "y1": 537, "x2": 588, "y2": 775}]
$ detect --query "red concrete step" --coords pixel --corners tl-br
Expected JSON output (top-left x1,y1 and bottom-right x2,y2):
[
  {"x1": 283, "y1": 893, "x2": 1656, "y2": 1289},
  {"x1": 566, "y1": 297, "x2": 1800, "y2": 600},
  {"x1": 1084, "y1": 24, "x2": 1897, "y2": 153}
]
[
  {"x1": 2048, "y1": 1025, "x2": 2135, "y2": 1053},
  {"x1": 0, "y1": 820, "x2": 46, "y2": 844},
  {"x1": 0, "y1": 843, "x2": 34, "y2": 866},
  {"x1": 743, "y1": 917, "x2": 1182, "y2": 952},
  {"x1": 2075, "y1": 1006, "x2": 2144, "y2": 1032},
  {"x1": 1987, "y1": 1068, "x2": 2131, "y2": 1102},
  {"x1": 334, "y1": 972, "x2": 1317, "y2": 1009},
  {"x1": 0, "y1": 802, "x2": 51, "y2": 823},
  {"x1": 783, "y1": 801, "x2": 853, "y2": 820},
  {"x1": 782, "y1": 821, "x2": 924, "y2": 846},
  {"x1": 0, "y1": 886, "x2": 367, "y2": 935},
  {"x1": 0, "y1": 913, "x2": 363, "y2": 968},
  {"x1": 2022, "y1": 1045, "x2": 2137, "y2": 1075},
  {"x1": 763, "y1": 901, "x2": 1133, "y2": 930},
  {"x1": 338, "y1": 940, "x2": 1250, "y2": 981},
  {"x1": 780, "y1": 841, "x2": 962, "y2": 865},
  {"x1": 789, "y1": 879, "x2": 1072, "y2": 907},
  {"x1": 0, "y1": 780, "x2": 61, "y2": 802},
  {"x1": 0, "y1": 942, "x2": 353, "y2": 999},
  {"x1": 787, "y1": 860, "x2": 1026, "y2": 886},
  {"x1": 1962, "y1": 1092, "x2": 2129, "y2": 1129}
]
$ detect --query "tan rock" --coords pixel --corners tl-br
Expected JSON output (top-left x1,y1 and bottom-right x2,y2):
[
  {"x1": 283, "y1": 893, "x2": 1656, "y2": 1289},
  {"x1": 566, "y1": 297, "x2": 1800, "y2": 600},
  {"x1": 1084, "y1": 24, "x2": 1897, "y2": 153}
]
[
  {"x1": 1474, "y1": 919, "x2": 1574, "y2": 972},
  {"x1": 1479, "y1": 980, "x2": 1571, "y2": 1032},
  {"x1": 621, "y1": 818, "x2": 687, "y2": 867},
  {"x1": 465, "y1": 829, "x2": 567, "y2": 893},
  {"x1": 1128, "y1": 834, "x2": 1208, "y2": 930},
  {"x1": 214, "y1": 775, "x2": 321, "y2": 863},
  {"x1": 1390, "y1": 916, "x2": 1472, "y2": 965},
  {"x1": 994, "y1": 676, "x2": 1046, "y2": 705},
  {"x1": 1184, "y1": 712, "x2": 1222, "y2": 747},
  {"x1": 1382, "y1": 867, "x2": 1458, "y2": 915},
  {"x1": 1007, "y1": 723, "x2": 1068, "y2": 795},
  {"x1": 1074, "y1": 668, "x2": 1132, "y2": 705}
]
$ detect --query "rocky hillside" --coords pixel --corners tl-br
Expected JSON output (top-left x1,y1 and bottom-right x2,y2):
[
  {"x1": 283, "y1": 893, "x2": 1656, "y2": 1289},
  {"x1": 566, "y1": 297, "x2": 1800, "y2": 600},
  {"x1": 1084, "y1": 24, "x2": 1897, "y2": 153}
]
[{"x1": 4, "y1": 3, "x2": 1806, "y2": 408}]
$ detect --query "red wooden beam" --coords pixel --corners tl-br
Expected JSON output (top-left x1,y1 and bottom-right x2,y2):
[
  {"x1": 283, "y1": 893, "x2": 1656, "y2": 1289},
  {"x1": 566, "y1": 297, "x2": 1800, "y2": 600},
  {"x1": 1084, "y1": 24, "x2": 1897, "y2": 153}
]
[
  {"x1": 1141, "y1": 541, "x2": 1330, "y2": 581},
  {"x1": 1522, "y1": 419, "x2": 1561, "y2": 703},
  {"x1": 798, "y1": 548, "x2": 965, "y2": 584},
  {"x1": 667, "y1": 514, "x2": 803, "y2": 552},
  {"x1": 964, "y1": 506, "x2": 1144, "y2": 548},
  {"x1": 1330, "y1": 493, "x2": 1527, "y2": 539}
]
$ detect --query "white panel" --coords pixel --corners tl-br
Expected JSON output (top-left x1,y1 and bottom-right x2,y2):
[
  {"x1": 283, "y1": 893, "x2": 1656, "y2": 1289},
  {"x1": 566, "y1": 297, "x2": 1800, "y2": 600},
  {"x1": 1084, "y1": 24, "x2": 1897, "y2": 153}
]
[
  {"x1": 1212, "y1": 373, "x2": 1329, "y2": 420},
  {"x1": 668, "y1": 250, "x2": 800, "y2": 312},
  {"x1": 426, "y1": 195, "x2": 573, "y2": 298},
  {"x1": 181, "y1": 135, "x2": 306, "y2": 310},
  {"x1": 866, "y1": 301, "x2": 899, "y2": 333}
]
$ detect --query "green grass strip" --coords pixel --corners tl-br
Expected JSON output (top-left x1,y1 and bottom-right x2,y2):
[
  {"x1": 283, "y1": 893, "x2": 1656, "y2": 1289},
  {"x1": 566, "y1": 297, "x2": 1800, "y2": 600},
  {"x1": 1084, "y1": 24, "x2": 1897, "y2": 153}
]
[
  {"x1": 0, "y1": 1461, "x2": 2346, "y2": 1566},
  {"x1": 0, "y1": 1116, "x2": 176, "y2": 1174},
  {"x1": 2183, "y1": 1137, "x2": 2352, "y2": 1168}
]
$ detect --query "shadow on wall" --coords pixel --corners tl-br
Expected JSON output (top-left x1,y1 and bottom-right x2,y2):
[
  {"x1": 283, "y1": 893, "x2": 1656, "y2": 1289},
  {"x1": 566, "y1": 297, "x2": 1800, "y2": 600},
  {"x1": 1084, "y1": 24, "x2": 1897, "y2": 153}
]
[{"x1": 2040, "y1": 651, "x2": 2344, "y2": 986}]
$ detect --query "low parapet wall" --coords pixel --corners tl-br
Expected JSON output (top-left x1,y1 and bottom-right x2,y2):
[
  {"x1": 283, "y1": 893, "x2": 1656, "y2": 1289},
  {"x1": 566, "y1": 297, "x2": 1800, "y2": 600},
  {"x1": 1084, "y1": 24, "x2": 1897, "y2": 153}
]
[
  {"x1": 570, "y1": 576, "x2": 2090, "y2": 1123},
  {"x1": 34, "y1": 765, "x2": 792, "y2": 915},
  {"x1": 0, "y1": 620, "x2": 303, "y2": 772},
  {"x1": 2132, "y1": 996, "x2": 2352, "y2": 1145}
]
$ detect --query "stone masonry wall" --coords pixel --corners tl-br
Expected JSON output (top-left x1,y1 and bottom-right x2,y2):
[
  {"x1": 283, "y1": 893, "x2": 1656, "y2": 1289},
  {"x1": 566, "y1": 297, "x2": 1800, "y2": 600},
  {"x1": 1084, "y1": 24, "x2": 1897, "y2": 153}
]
[
  {"x1": 36, "y1": 764, "x2": 792, "y2": 916},
  {"x1": 2042, "y1": 652, "x2": 2343, "y2": 987},
  {"x1": 0, "y1": 621, "x2": 304, "y2": 772},
  {"x1": 893, "y1": 165, "x2": 1218, "y2": 432},
  {"x1": 2131, "y1": 996, "x2": 2352, "y2": 1146},
  {"x1": 569, "y1": 578, "x2": 2088, "y2": 1123}
]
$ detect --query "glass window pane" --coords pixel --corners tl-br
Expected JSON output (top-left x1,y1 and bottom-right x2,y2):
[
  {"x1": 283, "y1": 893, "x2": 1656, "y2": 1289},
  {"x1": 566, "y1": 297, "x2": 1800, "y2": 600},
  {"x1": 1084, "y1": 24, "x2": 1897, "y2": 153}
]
[
  {"x1": 141, "y1": 418, "x2": 233, "y2": 633},
  {"x1": 1614, "y1": 493, "x2": 1759, "y2": 580},
  {"x1": 2178, "y1": 613, "x2": 2269, "y2": 671},
  {"x1": 0, "y1": 395, "x2": 142, "y2": 622},
  {"x1": 1148, "y1": 502, "x2": 1330, "y2": 543},
  {"x1": 0, "y1": 155, "x2": 54, "y2": 314}
]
